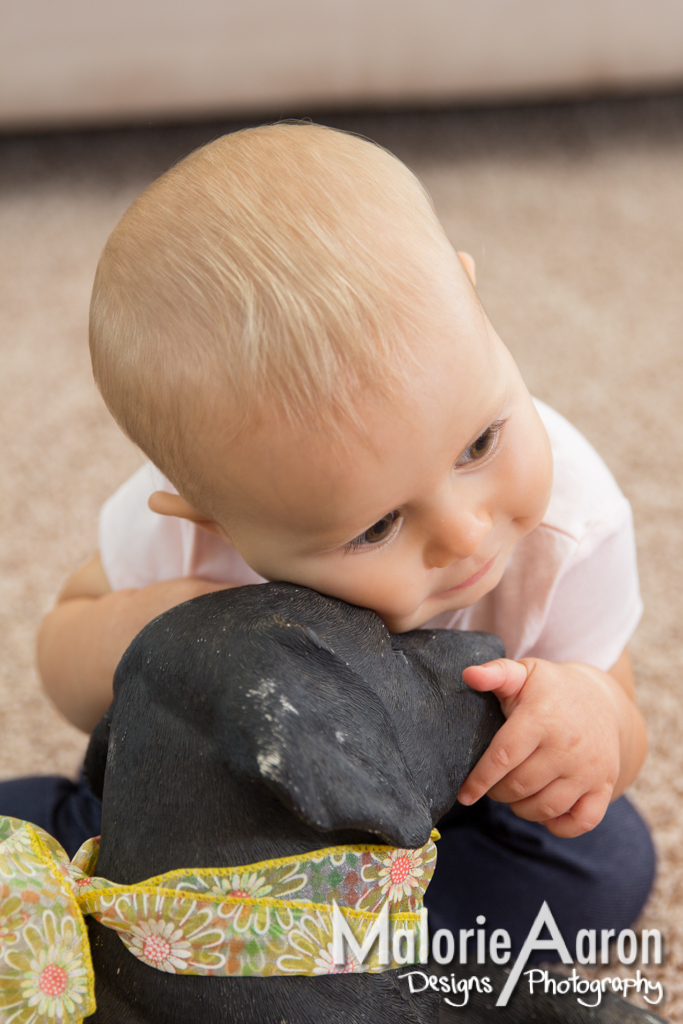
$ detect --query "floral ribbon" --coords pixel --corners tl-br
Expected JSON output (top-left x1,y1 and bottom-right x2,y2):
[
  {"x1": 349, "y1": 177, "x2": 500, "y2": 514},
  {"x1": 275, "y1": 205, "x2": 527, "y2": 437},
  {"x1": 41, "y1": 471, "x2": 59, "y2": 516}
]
[{"x1": 0, "y1": 815, "x2": 438, "y2": 1024}]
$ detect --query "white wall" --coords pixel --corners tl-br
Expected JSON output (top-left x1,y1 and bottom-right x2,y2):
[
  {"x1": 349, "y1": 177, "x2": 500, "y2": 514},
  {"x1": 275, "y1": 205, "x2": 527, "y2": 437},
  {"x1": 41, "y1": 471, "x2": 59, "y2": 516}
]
[{"x1": 2, "y1": 0, "x2": 683, "y2": 130}]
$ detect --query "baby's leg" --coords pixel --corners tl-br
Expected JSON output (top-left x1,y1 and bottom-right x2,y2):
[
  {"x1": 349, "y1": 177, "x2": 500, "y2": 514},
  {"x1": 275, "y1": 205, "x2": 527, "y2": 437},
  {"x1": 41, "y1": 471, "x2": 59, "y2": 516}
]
[
  {"x1": 0, "y1": 772, "x2": 101, "y2": 857},
  {"x1": 425, "y1": 794, "x2": 655, "y2": 962}
]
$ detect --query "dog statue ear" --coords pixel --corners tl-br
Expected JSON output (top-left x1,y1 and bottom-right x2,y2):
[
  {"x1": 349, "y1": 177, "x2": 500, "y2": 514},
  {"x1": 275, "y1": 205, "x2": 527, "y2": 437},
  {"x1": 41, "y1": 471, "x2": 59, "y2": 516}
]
[
  {"x1": 83, "y1": 703, "x2": 114, "y2": 800},
  {"x1": 215, "y1": 623, "x2": 434, "y2": 849},
  {"x1": 389, "y1": 628, "x2": 506, "y2": 818}
]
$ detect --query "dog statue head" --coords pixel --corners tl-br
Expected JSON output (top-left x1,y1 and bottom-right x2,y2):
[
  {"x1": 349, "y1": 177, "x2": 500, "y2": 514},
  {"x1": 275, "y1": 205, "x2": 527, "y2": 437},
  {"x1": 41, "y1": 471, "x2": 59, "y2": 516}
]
[{"x1": 85, "y1": 582, "x2": 504, "y2": 884}]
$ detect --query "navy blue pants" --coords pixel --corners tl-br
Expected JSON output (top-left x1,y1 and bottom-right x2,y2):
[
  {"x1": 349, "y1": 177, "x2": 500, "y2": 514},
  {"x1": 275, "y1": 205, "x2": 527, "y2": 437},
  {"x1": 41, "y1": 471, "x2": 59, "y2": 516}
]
[
  {"x1": 425, "y1": 794, "x2": 655, "y2": 960},
  {"x1": 0, "y1": 774, "x2": 103, "y2": 858},
  {"x1": 0, "y1": 774, "x2": 655, "y2": 961}
]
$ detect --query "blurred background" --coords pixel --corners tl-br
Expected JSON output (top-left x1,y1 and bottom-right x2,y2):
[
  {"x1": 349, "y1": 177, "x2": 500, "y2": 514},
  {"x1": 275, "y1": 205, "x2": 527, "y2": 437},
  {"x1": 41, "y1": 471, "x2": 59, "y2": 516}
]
[
  {"x1": 1, "y1": 0, "x2": 683, "y2": 1016},
  {"x1": 2, "y1": 0, "x2": 683, "y2": 129}
]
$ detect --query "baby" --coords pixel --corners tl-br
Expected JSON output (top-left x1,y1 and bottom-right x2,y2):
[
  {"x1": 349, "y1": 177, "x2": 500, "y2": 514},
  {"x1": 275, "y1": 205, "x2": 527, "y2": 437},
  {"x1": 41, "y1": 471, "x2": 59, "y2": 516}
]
[{"x1": 8, "y1": 123, "x2": 655, "y2": 954}]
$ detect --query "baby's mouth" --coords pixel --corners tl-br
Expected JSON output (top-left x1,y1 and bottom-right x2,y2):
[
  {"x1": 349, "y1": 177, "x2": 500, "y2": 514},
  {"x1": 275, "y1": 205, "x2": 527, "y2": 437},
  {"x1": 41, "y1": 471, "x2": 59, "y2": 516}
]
[{"x1": 436, "y1": 554, "x2": 498, "y2": 596}]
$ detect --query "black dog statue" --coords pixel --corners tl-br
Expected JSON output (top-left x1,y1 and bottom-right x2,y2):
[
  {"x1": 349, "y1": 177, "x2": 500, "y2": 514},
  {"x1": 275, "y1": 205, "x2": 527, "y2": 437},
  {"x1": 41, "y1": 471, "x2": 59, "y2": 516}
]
[{"x1": 81, "y1": 583, "x2": 666, "y2": 1024}]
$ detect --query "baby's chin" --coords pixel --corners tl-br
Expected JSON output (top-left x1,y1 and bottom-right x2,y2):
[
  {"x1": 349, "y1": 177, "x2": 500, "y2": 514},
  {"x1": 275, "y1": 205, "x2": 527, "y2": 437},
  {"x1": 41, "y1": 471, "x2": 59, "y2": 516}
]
[
  {"x1": 380, "y1": 576, "x2": 505, "y2": 633},
  {"x1": 376, "y1": 603, "x2": 453, "y2": 634}
]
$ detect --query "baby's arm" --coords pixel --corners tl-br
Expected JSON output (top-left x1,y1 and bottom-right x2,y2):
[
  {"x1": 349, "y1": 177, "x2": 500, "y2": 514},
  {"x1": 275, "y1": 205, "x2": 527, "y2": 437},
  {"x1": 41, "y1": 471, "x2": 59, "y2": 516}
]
[
  {"x1": 458, "y1": 650, "x2": 647, "y2": 838},
  {"x1": 37, "y1": 552, "x2": 234, "y2": 733}
]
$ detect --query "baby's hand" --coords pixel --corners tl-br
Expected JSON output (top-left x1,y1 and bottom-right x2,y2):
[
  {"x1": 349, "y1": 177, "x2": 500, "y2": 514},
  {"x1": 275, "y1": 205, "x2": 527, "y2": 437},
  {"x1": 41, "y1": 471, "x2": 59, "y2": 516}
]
[{"x1": 458, "y1": 658, "x2": 630, "y2": 838}]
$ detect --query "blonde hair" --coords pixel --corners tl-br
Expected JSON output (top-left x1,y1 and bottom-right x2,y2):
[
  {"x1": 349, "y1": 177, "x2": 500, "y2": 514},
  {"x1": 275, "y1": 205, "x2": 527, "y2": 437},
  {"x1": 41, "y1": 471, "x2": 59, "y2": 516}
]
[{"x1": 90, "y1": 123, "x2": 450, "y2": 511}]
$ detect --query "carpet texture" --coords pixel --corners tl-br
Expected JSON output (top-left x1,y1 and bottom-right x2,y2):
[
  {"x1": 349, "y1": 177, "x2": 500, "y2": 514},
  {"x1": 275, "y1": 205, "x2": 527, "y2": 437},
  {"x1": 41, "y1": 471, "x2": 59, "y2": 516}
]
[{"x1": 1, "y1": 95, "x2": 682, "y2": 1015}]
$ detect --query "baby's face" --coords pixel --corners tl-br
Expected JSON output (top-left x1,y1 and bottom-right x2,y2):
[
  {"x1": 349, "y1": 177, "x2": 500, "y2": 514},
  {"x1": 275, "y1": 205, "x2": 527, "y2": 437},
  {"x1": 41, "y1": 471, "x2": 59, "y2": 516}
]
[{"x1": 201, "y1": 251, "x2": 553, "y2": 632}]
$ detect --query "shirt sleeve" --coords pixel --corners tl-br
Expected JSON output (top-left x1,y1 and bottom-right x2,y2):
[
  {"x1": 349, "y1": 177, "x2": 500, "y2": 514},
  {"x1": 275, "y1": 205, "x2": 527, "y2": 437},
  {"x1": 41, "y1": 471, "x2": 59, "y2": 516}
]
[
  {"x1": 524, "y1": 501, "x2": 643, "y2": 671},
  {"x1": 99, "y1": 462, "x2": 266, "y2": 591},
  {"x1": 99, "y1": 463, "x2": 188, "y2": 589}
]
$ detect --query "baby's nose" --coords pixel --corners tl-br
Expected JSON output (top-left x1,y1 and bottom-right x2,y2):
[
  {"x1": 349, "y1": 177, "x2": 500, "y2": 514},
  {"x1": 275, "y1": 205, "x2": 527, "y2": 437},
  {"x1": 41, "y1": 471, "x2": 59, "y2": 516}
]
[{"x1": 423, "y1": 505, "x2": 493, "y2": 569}]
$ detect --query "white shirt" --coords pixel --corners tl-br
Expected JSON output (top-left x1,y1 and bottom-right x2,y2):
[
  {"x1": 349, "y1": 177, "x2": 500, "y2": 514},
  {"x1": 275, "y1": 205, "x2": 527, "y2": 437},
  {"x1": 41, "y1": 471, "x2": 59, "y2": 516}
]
[{"x1": 100, "y1": 400, "x2": 642, "y2": 672}]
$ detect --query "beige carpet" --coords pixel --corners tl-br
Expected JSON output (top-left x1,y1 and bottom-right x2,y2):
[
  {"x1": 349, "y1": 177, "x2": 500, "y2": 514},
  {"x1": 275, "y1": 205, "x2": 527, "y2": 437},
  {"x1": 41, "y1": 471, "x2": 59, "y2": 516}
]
[{"x1": 1, "y1": 95, "x2": 682, "y2": 1015}]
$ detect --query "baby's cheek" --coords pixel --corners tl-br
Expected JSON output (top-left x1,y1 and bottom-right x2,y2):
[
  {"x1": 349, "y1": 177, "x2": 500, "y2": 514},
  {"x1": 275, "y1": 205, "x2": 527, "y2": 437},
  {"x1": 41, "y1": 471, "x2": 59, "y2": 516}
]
[
  {"x1": 306, "y1": 563, "x2": 422, "y2": 627},
  {"x1": 348, "y1": 581, "x2": 420, "y2": 625},
  {"x1": 504, "y1": 428, "x2": 553, "y2": 530}
]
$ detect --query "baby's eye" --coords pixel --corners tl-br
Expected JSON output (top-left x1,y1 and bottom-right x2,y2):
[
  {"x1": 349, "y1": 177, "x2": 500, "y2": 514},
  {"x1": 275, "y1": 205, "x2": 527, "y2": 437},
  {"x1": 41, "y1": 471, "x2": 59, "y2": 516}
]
[
  {"x1": 345, "y1": 510, "x2": 400, "y2": 552},
  {"x1": 456, "y1": 419, "x2": 505, "y2": 467}
]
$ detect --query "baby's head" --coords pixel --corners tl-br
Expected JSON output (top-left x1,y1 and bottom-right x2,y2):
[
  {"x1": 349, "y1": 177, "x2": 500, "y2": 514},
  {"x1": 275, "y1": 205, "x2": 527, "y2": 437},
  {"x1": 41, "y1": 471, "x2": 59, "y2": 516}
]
[{"x1": 90, "y1": 123, "x2": 552, "y2": 631}]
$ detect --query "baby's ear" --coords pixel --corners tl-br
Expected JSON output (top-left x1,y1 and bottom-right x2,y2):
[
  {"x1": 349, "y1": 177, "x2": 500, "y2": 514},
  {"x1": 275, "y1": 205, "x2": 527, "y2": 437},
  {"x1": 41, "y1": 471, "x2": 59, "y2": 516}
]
[
  {"x1": 457, "y1": 250, "x2": 477, "y2": 286},
  {"x1": 148, "y1": 491, "x2": 228, "y2": 540}
]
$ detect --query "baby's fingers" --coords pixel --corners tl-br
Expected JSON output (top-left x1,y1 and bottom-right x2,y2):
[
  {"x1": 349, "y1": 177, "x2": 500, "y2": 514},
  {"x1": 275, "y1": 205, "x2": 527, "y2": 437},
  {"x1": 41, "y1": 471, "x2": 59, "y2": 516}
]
[
  {"x1": 458, "y1": 716, "x2": 540, "y2": 806},
  {"x1": 507, "y1": 778, "x2": 611, "y2": 837},
  {"x1": 462, "y1": 659, "x2": 528, "y2": 702},
  {"x1": 538, "y1": 790, "x2": 612, "y2": 839}
]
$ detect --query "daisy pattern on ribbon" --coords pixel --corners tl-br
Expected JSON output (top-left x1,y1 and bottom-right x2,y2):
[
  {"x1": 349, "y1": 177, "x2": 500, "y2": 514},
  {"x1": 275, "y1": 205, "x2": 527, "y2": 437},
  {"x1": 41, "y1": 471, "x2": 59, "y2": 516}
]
[
  {"x1": 313, "y1": 941, "x2": 369, "y2": 976},
  {"x1": 0, "y1": 893, "x2": 27, "y2": 946},
  {"x1": 376, "y1": 848, "x2": 425, "y2": 904},
  {"x1": 0, "y1": 827, "x2": 39, "y2": 879},
  {"x1": 127, "y1": 919, "x2": 193, "y2": 973},
  {"x1": 5, "y1": 913, "x2": 91, "y2": 1021},
  {"x1": 211, "y1": 871, "x2": 273, "y2": 900},
  {"x1": 19, "y1": 949, "x2": 89, "y2": 1021}
]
